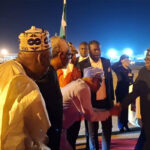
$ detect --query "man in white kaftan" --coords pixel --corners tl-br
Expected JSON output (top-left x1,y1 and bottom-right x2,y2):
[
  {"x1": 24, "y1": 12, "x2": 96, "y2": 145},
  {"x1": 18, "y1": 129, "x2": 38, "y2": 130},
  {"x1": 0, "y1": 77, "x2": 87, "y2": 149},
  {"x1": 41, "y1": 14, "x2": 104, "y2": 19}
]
[{"x1": 0, "y1": 26, "x2": 51, "y2": 150}]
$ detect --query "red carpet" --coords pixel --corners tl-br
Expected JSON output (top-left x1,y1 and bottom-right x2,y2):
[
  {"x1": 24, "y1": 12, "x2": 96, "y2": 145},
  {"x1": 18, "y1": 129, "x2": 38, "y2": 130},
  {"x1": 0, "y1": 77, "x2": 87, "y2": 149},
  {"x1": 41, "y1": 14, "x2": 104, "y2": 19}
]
[
  {"x1": 76, "y1": 138, "x2": 137, "y2": 150},
  {"x1": 99, "y1": 138, "x2": 137, "y2": 150}
]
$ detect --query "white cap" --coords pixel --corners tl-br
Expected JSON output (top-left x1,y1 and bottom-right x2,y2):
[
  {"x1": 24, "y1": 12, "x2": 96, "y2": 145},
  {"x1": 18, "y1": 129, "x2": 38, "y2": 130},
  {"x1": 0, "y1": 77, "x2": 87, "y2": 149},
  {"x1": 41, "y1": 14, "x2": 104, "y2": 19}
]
[
  {"x1": 83, "y1": 67, "x2": 104, "y2": 79},
  {"x1": 18, "y1": 26, "x2": 51, "y2": 52}
]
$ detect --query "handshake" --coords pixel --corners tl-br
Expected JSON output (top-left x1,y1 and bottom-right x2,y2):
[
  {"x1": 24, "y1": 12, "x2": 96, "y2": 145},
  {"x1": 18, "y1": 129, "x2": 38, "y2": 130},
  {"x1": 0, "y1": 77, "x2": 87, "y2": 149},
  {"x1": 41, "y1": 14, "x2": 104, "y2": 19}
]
[{"x1": 109, "y1": 103, "x2": 122, "y2": 116}]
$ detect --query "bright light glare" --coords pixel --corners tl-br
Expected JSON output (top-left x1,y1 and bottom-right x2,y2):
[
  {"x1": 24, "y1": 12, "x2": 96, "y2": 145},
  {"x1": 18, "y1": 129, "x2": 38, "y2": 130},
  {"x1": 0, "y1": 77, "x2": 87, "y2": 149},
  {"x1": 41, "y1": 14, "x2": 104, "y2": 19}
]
[
  {"x1": 1, "y1": 49, "x2": 8, "y2": 55},
  {"x1": 123, "y1": 48, "x2": 133, "y2": 57},
  {"x1": 107, "y1": 49, "x2": 118, "y2": 59},
  {"x1": 144, "y1": 50, "x2": 147, "y2": 57}
]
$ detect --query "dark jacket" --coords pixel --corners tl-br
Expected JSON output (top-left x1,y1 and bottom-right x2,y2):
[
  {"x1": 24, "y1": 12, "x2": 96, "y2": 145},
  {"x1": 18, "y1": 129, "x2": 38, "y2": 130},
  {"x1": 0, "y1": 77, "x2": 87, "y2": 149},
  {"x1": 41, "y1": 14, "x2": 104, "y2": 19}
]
[
  {"x1": 36, "y1": 65, "x2": 63, "y2": 130},
  {"x1": 121, "y1": 67, "x2": 150, "y2": 150},
  {"x1": 77, "y1": 57, "x2": 114, "y2": 109},
  {"x1": 114, "y1": 66, "x2": 133, "y2": 102}
]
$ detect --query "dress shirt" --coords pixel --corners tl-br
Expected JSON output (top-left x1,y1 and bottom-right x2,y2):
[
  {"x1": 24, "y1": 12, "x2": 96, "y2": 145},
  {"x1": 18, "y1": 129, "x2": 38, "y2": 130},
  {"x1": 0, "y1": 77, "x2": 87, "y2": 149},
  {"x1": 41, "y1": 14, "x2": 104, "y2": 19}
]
[
  {"x1": 78, "y1": 56, "x2": 89, "y2": 62},
  {"x1": 60, "y1": 79, "x2": 110, "y2": 150},
  {"x1": 89, "y1": 57, "x2": 107, "y2": 100}
]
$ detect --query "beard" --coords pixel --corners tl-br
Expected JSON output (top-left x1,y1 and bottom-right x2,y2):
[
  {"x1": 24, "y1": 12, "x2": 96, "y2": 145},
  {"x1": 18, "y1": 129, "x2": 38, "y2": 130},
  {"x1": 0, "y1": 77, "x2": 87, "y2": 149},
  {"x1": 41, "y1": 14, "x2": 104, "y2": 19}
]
[{"x1": 145, "y1": 63, "x2": 150, "y2": 70}]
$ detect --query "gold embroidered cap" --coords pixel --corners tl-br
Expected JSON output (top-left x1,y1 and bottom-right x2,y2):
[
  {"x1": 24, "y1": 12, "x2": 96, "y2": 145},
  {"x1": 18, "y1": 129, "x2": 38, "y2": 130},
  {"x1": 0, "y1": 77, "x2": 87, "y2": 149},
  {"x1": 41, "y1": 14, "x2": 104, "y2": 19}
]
[{"x1": 19, "y1": 26, "x2": 50, "y2": 52}]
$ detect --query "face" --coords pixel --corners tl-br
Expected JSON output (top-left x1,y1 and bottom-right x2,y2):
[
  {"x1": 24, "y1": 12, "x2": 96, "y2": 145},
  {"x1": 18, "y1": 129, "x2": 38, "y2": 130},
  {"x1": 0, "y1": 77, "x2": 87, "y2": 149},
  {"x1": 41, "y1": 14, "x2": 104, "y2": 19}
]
[
  {"x1": 79, "y1": 44, "x2": 89, "y2": 57},
  {"x1": 37, "y1": 50, "x2": 51, "y2": 78},
  {"x1": 60, "y1": 50, "x2": 72, "y2": 68},
  {"x1": 121, "y1": 58, "x2": 130, "y2": 68},
  {"x1": 24, "y1": 50, "x2": 51, "y2": 80},
  {"x1": 58, "y1": 39, "x2": 72, "y2": 68},
  {"x1": 89, "y1": 43, "x2": 101, "y2": 62},
  {"x1": 145, "y1": 56, "x2": 150, "y2": 70}
]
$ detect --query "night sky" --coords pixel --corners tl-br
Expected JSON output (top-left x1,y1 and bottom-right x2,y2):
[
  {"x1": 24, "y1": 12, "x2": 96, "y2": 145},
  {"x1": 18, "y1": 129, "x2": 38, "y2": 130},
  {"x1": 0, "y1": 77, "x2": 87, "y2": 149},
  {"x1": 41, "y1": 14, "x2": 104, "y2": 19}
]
[{"x1": 1, "y1": 0, "x2": 150, "y2": 57}]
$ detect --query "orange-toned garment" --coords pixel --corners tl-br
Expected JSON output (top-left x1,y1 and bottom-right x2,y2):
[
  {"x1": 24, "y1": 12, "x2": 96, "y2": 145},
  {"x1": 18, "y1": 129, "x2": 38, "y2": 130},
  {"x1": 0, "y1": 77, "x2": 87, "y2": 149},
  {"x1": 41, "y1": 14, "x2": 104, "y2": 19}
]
[
  {"x1": 57, "y1": 64, "x2": 81, "y2": 88},
  {"x1": 57, "y1": 63, "x2": 82, "y2": 122}
]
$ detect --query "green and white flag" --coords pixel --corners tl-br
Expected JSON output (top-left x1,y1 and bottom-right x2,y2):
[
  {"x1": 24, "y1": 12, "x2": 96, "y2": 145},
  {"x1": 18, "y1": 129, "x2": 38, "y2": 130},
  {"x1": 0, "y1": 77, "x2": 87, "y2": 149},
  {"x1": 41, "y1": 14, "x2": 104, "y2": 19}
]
[{"x1": 59, "y1": 0, "x2": 67, "y2": 39}]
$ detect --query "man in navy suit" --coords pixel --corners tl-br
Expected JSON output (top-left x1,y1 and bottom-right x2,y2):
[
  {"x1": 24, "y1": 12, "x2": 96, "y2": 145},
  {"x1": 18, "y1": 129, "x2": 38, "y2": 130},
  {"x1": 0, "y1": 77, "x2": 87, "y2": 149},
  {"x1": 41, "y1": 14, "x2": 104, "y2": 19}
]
[{"x1": 78, "y1": 40, "x2": 114, "y2": 150}]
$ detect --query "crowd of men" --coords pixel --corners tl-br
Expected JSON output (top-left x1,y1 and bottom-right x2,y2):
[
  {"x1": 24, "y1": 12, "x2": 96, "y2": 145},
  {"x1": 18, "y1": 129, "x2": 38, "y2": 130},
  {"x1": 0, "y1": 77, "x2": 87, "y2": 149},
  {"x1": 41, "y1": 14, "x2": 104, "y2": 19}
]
[{"x1": 0, "y1": 26, "x2": 150, "y2": 150}]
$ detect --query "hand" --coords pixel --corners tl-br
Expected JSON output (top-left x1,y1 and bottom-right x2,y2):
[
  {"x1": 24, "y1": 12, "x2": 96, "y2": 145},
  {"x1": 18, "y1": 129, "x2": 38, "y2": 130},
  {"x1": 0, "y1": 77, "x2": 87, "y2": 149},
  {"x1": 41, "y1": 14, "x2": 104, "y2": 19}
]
[
  {"x1": 130, "y1": 102, "x2": 136, "y2": 112},
  {"x1": 109, "y1": 107, "x2": 120, "y2": 116},
  {"x1": 72, "y1": 67, "x2": 81, "y2": 79},
  {"x1": 71, "y1": 54, "x2": 77, "y2": 65},
  {"x1": 128, "y1": 73, "x2": 133, "y2": 77},
  {"x1": 42, "y1": 135, "x2": 49, "y2": 145},
  {"x1": 109, "y1": 103, "x2": 122, "y2": 116}
]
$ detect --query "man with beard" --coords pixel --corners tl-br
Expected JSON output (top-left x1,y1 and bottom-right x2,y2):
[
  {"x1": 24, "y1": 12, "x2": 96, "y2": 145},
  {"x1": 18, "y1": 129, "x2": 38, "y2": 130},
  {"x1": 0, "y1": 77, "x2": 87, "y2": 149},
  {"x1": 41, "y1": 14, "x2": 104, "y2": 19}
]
[{"x1": 78, "y1": 40, "x2": 114, "y2": 150}]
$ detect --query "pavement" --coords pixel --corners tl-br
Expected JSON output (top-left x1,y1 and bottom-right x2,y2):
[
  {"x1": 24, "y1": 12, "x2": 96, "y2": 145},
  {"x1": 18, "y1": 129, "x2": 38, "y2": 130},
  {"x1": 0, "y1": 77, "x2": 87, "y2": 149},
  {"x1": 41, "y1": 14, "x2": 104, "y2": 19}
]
[{"x1": 76, "y1": 116, "x2": 141, "y2": 149}]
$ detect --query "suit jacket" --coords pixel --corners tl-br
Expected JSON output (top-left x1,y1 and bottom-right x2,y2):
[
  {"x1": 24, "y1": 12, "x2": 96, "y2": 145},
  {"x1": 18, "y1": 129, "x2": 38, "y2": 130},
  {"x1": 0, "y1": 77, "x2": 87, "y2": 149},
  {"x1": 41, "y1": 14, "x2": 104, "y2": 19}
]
[
  {"x1": 36, "y1": 65, "x2": 63, "y2": 130},
  {"x1": 121, "y1": 67, "x2": 150, "y2": 148},
  {"x1": 74, "y1": 57, "x2": 80, "y2": 67},
  {"x1": 77, "y1": 57, "x2": 114, "y2": 109}
]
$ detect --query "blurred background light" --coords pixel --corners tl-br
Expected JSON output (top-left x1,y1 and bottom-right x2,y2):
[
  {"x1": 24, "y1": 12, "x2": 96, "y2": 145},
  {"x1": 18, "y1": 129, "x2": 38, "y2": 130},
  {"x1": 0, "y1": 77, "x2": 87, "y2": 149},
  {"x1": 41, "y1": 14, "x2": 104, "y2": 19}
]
[
  {"x1": 1, "y1": 49, "x2": 8, "y2": 55},
  {"x1": 107, "y1": 48, "x2": 118, "y2": 59},
  {"x1": 123, "y1": 48, "x2": 133, "y2": 57}
]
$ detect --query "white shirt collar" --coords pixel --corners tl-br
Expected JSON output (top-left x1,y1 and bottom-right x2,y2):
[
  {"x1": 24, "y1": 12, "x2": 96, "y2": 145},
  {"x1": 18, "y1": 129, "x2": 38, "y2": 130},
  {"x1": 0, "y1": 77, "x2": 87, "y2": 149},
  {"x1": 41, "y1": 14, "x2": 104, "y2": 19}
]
[
  {"x1": 79, "y1": 56, "x2": 89, "y2": 62},
  {"x1": 89, "y1": 57, "x2": 101, "y2": 64}
]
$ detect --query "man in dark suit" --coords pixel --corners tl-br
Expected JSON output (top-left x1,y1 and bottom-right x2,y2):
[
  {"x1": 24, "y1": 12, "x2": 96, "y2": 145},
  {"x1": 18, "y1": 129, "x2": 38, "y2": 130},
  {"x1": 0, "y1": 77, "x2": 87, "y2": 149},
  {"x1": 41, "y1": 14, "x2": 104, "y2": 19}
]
[
  {"x1": 36, "y1": 36, "x2": 72, "y2": 150},
  {"x1": 78, "y1": 40, "x2": 114, "y2": 150}
]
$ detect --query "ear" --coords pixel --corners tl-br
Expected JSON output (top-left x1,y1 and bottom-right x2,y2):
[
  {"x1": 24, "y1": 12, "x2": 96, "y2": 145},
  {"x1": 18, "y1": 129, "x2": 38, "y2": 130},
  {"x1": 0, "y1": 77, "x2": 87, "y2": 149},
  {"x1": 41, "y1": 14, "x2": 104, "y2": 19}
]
[
  {"x1": 58, "y1": 51, "x2": 63, "y2": 58},
  {"x1": 58, "y1": 51, "x2": 64, "y2": 62},
  {"x1": 120, "y1": 59, "x2": 124, "y2": 64},
  {"x1": 37, "y1": 52, "x2": 50, "y2": 67}
]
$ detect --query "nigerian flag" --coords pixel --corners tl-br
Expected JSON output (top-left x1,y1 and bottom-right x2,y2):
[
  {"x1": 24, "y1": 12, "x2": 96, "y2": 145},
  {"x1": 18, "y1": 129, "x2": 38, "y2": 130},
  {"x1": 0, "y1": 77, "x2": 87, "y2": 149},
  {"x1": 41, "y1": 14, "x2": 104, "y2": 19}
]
[{"x1": 59, "y1": 0, "x2": 67, "y2": 39}]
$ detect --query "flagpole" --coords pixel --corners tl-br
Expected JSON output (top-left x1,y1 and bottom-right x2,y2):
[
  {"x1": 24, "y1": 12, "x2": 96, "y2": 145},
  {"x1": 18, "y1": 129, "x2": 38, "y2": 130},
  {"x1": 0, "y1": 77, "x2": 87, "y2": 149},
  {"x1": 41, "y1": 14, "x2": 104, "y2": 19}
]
[
  {"x1": 59, "y1": 0, "x2": 67, "y2": 39},
  {"x1": 64, "y1": 0, "x2": 67, "y2": 40}
]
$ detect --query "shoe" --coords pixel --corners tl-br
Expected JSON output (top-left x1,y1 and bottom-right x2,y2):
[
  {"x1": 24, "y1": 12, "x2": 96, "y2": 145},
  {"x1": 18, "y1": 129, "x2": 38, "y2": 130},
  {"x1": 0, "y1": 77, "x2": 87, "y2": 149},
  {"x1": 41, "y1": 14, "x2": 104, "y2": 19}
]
[
  {"x1": 119, "y1": 128, "x2": 125, "y2": 133},
  {"x1": 125, "y1": 126, "x2": 130, "y2": 132}
]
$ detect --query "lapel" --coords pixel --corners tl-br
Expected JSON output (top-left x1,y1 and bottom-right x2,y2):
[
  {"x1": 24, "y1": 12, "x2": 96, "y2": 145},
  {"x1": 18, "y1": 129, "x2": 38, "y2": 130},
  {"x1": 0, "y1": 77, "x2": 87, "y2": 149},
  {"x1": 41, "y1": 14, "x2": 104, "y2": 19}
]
[
  {"x1": 82, "y1": 57, "x2": 91, "y2": 68},
  {"x1": 86, "y1": 57, "x2": 91, "y2": 67},
  {"x1": 76, "y1": 57, "x2": 79, "y2": 63},
  {"x1": 101, "y1": 57, "x2": 107, "y2": 74}
]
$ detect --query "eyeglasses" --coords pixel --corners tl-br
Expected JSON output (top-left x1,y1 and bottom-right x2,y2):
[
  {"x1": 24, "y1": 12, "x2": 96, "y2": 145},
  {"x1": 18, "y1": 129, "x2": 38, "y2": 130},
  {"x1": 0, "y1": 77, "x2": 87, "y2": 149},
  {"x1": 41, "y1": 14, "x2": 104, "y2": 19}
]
[{"x1": 63, "y1": 51, "x2": 72, "y2": 59}]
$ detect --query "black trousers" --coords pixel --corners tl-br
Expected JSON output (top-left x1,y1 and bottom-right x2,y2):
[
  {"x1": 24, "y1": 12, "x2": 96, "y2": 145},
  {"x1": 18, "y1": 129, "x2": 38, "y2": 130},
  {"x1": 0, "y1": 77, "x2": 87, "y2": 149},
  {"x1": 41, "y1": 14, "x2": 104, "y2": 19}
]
[
  {"x1": 47, "y1": 127, "x2": 62, "y2": 150},
  {"x1": 67, "y1": 120, "x2": 81, "y2": 150},
  {"x1": 85, "y1": 116, "x2": 112, "y2": 150},
  {"x1": 135, "y1": 128, "x2": 145, "y2": 150},
  {"x1": 118, "y1": 108, "x2": 128, "y2": 129}
]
